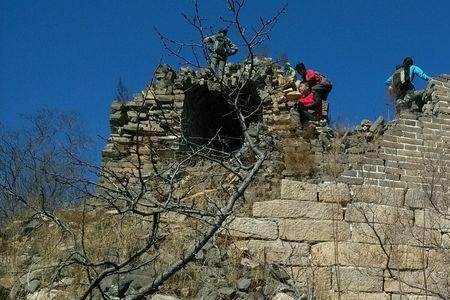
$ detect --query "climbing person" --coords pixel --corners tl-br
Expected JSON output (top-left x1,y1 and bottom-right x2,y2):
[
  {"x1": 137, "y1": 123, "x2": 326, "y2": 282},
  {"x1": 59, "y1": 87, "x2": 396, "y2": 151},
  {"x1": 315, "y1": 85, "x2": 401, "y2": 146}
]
[
  {"x1": 203, "y1": 28, "x2": 238, "y2": 78},
  {"x1": 294, "y1": 62, "x2": 332, "y2": 120},
  {"x1": 285, "y1": 62, "x2": 296, "y2": 79},
  {"x1": 287, "y1": 81, "x2": 323, "y2": 130},
  {"x1": 385, "y1": 57, "x2": 432, "y2": 111}
]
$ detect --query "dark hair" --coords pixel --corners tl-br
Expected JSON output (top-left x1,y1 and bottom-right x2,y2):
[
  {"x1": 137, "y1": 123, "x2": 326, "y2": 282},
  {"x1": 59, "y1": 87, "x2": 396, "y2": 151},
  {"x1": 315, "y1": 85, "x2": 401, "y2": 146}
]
[
  {"x1": 218, "y1": 28, "x2": 228, "y2": 35},
  {"x1": 402, "y1": 57, "x2": 413, "y2": 67},
  {"x1": 294, "y1": 62, "x2": 306, "y2": 73}
]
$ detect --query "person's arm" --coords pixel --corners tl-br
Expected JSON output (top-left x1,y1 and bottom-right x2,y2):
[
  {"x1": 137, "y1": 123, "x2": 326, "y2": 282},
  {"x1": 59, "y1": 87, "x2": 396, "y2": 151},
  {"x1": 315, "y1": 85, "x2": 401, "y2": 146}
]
[
  {"x1": 412, "y1": 65, "x2": 431, "y2": 81},
  {"x1": 228, "y1": 40, "x2": 238, "y2": 55},
  {"x1": 305, "y1": 70, "x2": 317, "y2": 86}
]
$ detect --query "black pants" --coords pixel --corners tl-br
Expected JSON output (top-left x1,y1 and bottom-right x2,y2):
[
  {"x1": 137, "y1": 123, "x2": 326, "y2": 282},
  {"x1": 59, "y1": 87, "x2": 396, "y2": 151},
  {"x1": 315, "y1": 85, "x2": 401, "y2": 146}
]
[
  {"x1": 312, "y1": 84, "x2": 332, "y2": 101},
  {"x1": 290, "y1": 107, "x2": 320, "y2": 128},
  {"x1": 397, "y1": 82, "x2": 415, "y2": 100}
]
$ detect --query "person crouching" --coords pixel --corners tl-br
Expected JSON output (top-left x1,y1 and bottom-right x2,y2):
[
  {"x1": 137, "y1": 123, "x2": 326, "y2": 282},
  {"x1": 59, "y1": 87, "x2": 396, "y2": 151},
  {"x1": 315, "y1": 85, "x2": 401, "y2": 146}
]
[{"x1": 287, "y1": 81, "x2": 323, "y2": 130}]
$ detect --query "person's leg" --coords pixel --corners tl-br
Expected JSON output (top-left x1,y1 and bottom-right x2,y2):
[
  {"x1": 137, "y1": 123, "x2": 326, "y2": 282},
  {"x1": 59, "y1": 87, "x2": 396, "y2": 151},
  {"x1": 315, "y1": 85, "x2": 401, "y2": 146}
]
[
  {"x1": 210, "y1": 56, "x2": 217, "y2": 74},
  {"x1": 312, "y1": 85, "x2": 332, "y2": 101},
  {"x1": 218, "y1": 58, "x2": 226, "y2": 79}
]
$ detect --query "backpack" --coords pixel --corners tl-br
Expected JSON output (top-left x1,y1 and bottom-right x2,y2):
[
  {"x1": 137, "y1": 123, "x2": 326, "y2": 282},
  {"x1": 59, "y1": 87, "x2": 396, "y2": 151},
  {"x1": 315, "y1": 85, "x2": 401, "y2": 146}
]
[
  {"x1": 392, "y1": 66, "x2": 410, "y2": 93},
  {"x1": 212, "y1": 35, "x2": 230, "y2": 56},
  {"x1": 316, "y1": 72, "x2": 332, "y2": 86}
]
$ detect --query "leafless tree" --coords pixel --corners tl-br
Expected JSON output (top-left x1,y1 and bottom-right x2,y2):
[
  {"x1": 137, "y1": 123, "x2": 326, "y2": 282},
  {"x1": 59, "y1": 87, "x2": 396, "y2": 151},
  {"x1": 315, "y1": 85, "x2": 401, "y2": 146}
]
[
  {"x1": 0, "y1": 110, "x2": 90, "y2": 221},
  {"x1": 1, "y1": 1, "x2": 287, "y2": 299}
]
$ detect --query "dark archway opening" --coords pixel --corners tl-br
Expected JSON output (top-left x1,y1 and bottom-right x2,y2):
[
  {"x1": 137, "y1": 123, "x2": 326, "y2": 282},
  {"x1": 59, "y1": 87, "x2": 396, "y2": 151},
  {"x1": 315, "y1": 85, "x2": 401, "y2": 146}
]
[{"x1": 181, "y1": 83, "x2": 262, "y2": 153}]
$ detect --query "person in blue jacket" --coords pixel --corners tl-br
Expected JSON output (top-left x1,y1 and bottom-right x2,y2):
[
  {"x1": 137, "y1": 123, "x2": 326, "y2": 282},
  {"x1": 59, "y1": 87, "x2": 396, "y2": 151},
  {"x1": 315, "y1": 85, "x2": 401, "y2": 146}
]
[{"x1": 385, "y1": 57, "x2": 431, "y2": 99}]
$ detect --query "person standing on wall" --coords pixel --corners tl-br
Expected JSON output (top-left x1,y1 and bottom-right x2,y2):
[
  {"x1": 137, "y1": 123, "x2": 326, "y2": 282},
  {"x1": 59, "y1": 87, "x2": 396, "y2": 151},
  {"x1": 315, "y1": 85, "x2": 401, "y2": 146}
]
[{"x1": 203, "y1": 28, "x2": 238, "y2": 79}]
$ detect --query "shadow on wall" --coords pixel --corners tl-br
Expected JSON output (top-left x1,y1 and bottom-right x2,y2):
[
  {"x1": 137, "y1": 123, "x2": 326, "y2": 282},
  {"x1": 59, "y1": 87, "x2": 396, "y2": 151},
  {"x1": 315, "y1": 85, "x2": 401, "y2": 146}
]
[{"x1": 180, "y1": 83, "x2": 262, "y2": 153}]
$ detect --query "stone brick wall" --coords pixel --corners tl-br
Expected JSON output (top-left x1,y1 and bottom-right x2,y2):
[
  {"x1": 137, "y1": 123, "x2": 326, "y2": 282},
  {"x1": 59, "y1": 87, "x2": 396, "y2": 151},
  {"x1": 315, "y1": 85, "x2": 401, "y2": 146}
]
[
  {"x1": 225, "y1": 75, "x2": 450, "y2": 299},
  {"x1": 101, "y1": 58, "x2": 292, "y2": 180},
  {"x1": 100, "y1": 65, "x2": 450, "y2": 298},
  {"x1": 228, "y1": 177, "x2": 449, "y2": 299}
]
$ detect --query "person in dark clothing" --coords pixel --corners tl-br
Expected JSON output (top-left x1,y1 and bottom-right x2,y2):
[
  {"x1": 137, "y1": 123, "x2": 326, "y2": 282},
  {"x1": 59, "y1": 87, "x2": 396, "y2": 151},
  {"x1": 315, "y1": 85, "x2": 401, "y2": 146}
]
[
  {"x1": 294, "y1": 63, "x2": 332, "y2": 119},
  {"x1": 294, "y1": 62, "x2": 333, "y2": 102},
  {"x1": 385, "y1": 57, "x2": 431, "y2": 100}
]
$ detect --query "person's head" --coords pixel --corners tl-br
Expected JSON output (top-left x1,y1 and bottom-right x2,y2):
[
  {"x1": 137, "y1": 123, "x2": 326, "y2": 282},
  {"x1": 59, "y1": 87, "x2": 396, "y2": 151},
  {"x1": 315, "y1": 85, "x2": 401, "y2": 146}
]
[
  {"x1": 298, "y1": 81, "x2": 310, "y2": 97},
  {"x1": 294, "y1": 63, "x2": 307, "y2": 77},
  {"x1": 218, "y1": 28, "x2": 228, "y2": 35},
  {"x1": 402, "y1": 57, "x2": 414, "y2": 68},
  {"x1": 285, "y1": 62, "x2": 291, "y2": 67}
]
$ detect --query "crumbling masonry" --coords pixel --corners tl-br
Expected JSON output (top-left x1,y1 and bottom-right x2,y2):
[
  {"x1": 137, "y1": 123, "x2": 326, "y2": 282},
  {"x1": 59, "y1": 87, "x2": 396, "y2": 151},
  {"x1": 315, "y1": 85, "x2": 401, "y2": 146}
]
[{"x1": 102, "y1": 59, "x2": 450, "y2": 299}]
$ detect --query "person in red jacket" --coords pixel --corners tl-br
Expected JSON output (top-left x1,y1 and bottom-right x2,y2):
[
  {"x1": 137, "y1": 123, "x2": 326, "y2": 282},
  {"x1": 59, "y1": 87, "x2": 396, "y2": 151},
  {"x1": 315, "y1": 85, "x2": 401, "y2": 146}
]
[
  {"x1": 287, "y1": 81, "x2": 322, "y2": 129},
  {"x1": 294, "y1": 62, "x2": 333, "y2": 105}
]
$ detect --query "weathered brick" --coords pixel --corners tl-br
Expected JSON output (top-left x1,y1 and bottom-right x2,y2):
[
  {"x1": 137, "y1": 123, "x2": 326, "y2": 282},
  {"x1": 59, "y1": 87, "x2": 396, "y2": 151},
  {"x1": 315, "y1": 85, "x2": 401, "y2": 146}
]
[
  {"x1": 224, "y1": 217, "x2": 278, "y2": 240},
  {"x1": 350, "y1": 185, "x2": 404, "y2": 206},
  {"x1": 362, "y1": 172, "x2": 386, "y2": 180},
  {"x1": 415, "y1": 209, "x2": 450, "y2": 232},
  {"x1": 233, "y1": 239, "x2": 309, "y2": 266},
  {"x1": 396, "y1": 124, "x2": 422, "y2": 133},
  {"x1": 317, "y1": 291, "x2": 390, "y2": 300},
  {"x1": 345, "y1": 202, "x2": 413, "y2": 224},
  {"x1": 311, "y1": 242, "x2": 387, "y2": 268},
  {"x1": 383, "y1": 134, "x2": 398, "y2": 142},
  {"x1": 350, "y1": 223, "x2": 442, "y2": 247},
  {"x1": 331, "y1": 267, "x2": 383, "y2": 292},
  {"x1": 405, "y1": 188, "x2": 429, "y2": 208},
  {"x1": 280, "y1": 219, "x2": 350, "y2": 242},
  {"x1": 390, "y1": 294, "x2": 439, "y2": 300},
  {"x1": 397, "y1": 149, "x2": 424, "y2": 158},
  {"x1": 318, "y1": 182, "x2": 351, "y2": 204},
  {"x1": 253, "y1": 200, "x2": 343, "y2": 220},
  {"x1": 385, "y1": 270, "x2": 449, "y2": 295},
  {"x1": 339, "y1": 176, "x2": 364, "y2": 185},
  {"x1": 280, "y1": 179, "x2": 317, "y2": 201}
]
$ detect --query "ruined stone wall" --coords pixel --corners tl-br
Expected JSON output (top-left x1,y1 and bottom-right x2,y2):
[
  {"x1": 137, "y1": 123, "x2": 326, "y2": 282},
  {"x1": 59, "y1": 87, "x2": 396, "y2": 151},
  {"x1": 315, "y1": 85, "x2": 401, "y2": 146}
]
[
  {"x1": 225, "y1": 75, "x2": 450, "y2": 299},
  {"x1": 101, "y1": 59, "x2": 291, "y2": 179},
  {"x1": 101, "y1": 64, "x2": 450, "y2": 299}
]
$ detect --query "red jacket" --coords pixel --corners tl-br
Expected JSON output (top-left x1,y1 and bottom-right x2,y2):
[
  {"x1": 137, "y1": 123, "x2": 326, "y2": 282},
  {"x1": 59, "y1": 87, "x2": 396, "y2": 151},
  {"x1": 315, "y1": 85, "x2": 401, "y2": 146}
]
[
  {"x1": 298, "y1": 93, "x2": 322, "y2": 117},
  {"x1": 305, "y1": 69, "x2": 332, "y2": 88}
]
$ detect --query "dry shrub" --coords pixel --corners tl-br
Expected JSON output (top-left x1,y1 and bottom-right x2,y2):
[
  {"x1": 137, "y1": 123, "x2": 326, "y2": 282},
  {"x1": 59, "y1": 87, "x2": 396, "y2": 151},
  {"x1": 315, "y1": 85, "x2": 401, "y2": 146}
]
[{"x1": 283, "y1": 138, "x2": 316, "y2": 178}]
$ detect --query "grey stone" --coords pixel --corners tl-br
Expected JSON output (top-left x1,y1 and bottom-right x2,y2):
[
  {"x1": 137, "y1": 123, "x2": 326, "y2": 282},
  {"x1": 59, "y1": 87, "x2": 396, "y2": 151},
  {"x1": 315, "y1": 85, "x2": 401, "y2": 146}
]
[
  {"x1": 236, "y1": 277, "x2": 252, "y2": 292},
  {"x1": 218, "y1": 286, "x2": 236, "y2": 298},
  {"x1": 272, "y1": 293, "x2": 294, "y2": 300},
  {"x1": 151, "y1": 295, "x2": 181, "y2": 300},
  {"x1": 24, "y1": 279, "x2": 40, "y2": 293},
  {"x1": 194, "y1": 249, "x2": 205, "y2": 260},
  {"x1": 369, "y1": 116, "x2": 384, "y2": 133}
]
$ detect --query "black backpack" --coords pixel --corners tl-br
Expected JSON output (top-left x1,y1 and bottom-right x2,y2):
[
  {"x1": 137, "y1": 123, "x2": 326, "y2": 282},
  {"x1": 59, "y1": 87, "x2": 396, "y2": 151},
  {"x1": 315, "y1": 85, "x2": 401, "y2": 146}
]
[
  {"x1": 212, "y1": 35, "x2": 230, "y2": 56},
  {"x1": 392, "y1": 66, "x2": 410, "y2": 93}
]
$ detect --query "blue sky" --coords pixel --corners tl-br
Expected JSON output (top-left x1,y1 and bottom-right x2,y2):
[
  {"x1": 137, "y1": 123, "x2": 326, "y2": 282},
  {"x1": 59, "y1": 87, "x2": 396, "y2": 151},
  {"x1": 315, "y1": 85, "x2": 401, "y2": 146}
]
[{"x1": 1, "y1": 0, "x2": 449, "y2": 163}]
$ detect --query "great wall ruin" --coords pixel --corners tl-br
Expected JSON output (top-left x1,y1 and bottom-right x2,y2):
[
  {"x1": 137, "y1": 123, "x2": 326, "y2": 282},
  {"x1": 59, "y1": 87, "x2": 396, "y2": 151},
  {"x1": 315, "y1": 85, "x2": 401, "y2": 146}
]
[{"x1": 98, "y1": 56, "x2": 450, "y2": 300}]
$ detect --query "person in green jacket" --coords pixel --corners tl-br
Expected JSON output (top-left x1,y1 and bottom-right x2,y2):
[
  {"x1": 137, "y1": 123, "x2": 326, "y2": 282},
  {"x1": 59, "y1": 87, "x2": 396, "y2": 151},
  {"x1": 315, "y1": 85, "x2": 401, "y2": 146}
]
[
  {"x1": 285, "y1": 62, "x2": 296, "y2": 79},
  {"x1": 203, "y1": 29, "x2": 238, "y2": 78}
]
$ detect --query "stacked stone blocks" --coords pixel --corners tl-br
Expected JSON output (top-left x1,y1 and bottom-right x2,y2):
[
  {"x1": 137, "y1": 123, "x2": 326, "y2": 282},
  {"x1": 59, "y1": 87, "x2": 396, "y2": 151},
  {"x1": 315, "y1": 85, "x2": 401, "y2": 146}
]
[{"x1": 228, "y1": 179, "x2": 450, "y2": 299}]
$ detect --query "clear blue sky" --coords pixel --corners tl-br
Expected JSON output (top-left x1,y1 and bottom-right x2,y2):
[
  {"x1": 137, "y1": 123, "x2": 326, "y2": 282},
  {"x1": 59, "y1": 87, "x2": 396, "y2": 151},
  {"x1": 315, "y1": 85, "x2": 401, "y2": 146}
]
[{"x1": 1, "y1": 0, "x2": 449, "y2": 163}]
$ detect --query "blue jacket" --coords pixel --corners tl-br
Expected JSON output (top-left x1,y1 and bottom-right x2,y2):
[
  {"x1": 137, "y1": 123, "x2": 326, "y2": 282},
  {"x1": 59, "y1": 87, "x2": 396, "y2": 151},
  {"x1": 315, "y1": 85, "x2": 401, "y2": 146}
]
[{"x1": 385, "y1": 65, "x2": 431, "y2": 86}]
